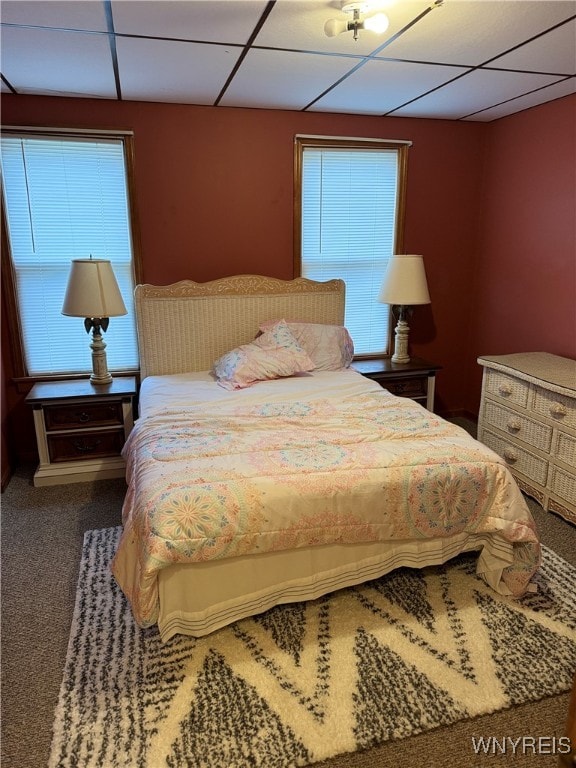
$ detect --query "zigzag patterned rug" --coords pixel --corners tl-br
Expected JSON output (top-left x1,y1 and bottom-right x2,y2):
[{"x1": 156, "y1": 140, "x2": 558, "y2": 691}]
[{"x1": 49, "y1": 527, "x2": 576, "y2": 768}]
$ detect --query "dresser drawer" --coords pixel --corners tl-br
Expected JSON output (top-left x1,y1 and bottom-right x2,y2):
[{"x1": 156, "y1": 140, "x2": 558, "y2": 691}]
[
  {"x1": 481, "y1": 429, "x2": 549, "y2": 486},
  {"x1": 556, "y1": 431, "x2": 576, "y2": 467},
  {"x1": 44, "y1": 401, "x2": 124, "y2": 431},
  {"x1": 485, "y1": 370, "x2": 530, "y2": 407},
  {"x1": 47, "y1": 429, "x2": 125, "y2": 463},
  {"x1": 478, "y1": 354, "x2": 576, "y2": 525},
  {"x1": 550, "y1": 465, "x2": 576, "y2": 506},
  {"x1": 483, "y1": 401, "x2": 553, "y2": 452},
  {"x1": 532, "y1": 387, "x2": 576, "y2": 430}
]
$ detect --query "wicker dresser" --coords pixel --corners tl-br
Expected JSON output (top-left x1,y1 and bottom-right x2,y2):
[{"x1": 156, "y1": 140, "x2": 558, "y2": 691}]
[{"x1": 477, "y1": 352, "x2": 576, "y2": 525}]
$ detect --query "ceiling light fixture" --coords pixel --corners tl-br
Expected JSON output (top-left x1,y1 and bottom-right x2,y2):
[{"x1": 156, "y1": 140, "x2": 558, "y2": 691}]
[{"x1": 324, "y1": 1, "x2": 389, "y2": 41}]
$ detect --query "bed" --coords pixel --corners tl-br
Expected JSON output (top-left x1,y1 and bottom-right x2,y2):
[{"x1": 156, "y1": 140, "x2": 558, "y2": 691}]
[{"x1": 111, "y1": 274, "x2": 541, "y2": 642}]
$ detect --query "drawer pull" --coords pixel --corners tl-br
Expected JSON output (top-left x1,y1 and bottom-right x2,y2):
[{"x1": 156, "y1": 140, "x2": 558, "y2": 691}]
[
  {"x1": 72, "y1": 439, "x2": 102, "y2": 453},
  {"x1": 506, "y1": 418, "x2": 522, "y2": 432},
  {"x1": 503, "y1": 447, "x2": 518, "y2": 463},
  {"x1": 550, "y1": 403, "x2": 567, "y2": 419},
  {"x1": 498, "y1": 384, "x2": 512, "y2": 396},
  {"x1": 78, "y1": 412, "x2": 91, "y2": 423}
]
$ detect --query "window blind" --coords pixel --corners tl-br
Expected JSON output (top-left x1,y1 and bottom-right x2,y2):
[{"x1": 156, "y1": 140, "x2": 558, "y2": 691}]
[
  {"x1": 300, "y1": 146, "x2": 401, "y2": 356},
  {"x1": 1, "y1": 135, "x2": 138, "y2": 376}
]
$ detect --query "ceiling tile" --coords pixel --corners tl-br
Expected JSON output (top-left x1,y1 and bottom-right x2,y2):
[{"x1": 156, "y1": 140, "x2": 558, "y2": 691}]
[
  {"x1": 0, "y1": 0, "x2": 108, "y2": 32},
  {"x1": 116, "y1": 36, "x2": 242, "y2": 104},
  {"x1": 111, "y1": 0, "x2": 268, "y2": 44},
  {"x1": 381, "y1": 0, "x2": 576, "y2": 66},
  {"x1": 310, "y1": 59, "x2": 469, "y2": 115},
  {"x1": 391, "y1": 68, "x2": 566, "y2": 119},
  {"x1": 486, "y1": 18, "x2": 576, "y2": 75},
  {"x1": 1, "y1": 0, "x2": 574, "y2": 121},
  {"x1": 220, "y1": 47, "x2": 357, "y2": 109},
  {"x1": 254, "y1": 0, "x2": 433, "y2": 57},
  {"x1": 463, "y1": 77, "x2": 576, "y2": 121},
  {"x1": 0, "y1": 26, "x2": 117, "y2": 98}
]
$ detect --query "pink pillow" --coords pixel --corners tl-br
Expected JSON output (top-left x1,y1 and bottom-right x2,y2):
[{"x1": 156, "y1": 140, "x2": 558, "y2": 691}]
[
  {"x1": 259, "y1": 321, "x2": 354, "y2": 371},
  {"x1": 213, "y1": 320, "x2": 315, "y2": 390}
]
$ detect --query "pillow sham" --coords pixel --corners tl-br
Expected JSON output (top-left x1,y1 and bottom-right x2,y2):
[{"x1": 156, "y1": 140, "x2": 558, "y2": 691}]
[
  {"x1": 213, "y1": 320, "x2": 315, "y2": 390},
  {"x1": 259, "y1": 320, "x2": 354, "y2": 371}
]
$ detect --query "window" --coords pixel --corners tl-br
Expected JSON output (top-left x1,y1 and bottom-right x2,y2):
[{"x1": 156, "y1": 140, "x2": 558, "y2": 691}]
[
  {"x1": 294, "y1": 136, "x2": 409, "y2": 357},
  {"x1": 1, "y1": 130, "x2": 141, "y2": 378}
]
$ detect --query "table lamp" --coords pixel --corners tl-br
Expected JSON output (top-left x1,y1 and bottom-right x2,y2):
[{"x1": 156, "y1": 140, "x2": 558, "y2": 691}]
[
  {"x1": 378, "y1": 254, "x2": 431, "y2": 364},
  {"x1": 62, "y1": 258, "x2": 127, "y2": 384}
]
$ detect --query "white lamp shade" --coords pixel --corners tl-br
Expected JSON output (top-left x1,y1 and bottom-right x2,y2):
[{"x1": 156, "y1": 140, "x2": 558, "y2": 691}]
[
  {"x1": 62, "y1": 259, "x2": 127, "y2": 318},
  {"x1": 378, "y1": 254, "x2": 431, "y2": 306}
]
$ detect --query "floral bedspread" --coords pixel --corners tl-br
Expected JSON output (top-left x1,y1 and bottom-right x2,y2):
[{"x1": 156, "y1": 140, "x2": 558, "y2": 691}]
[{"x1": 112, "y1": 372, "x2": 541, "y2": 628}]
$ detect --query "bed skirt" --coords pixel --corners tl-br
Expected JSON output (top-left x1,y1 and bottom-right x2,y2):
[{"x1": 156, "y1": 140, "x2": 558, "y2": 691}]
[{"x1": 156, "y1": 532, "x2": 518, "y2": 642}]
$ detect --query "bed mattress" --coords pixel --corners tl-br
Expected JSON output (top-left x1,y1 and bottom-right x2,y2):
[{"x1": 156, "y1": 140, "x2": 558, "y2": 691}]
[{"x1": 112, "y1": 369, "x2": 541, "y2": 641}]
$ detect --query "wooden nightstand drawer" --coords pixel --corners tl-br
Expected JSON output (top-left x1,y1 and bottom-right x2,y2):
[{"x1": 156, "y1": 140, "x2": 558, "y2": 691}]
[
  {"x1": 44, "y1": 402, "x2": 124, "y2": 431},
  {"x1": 47, "y1": 429, "x2": 125, "y2": 462},
  {"x1": 382, "y1": 376, "x2": 427, "y2": 398},
  {"x1": 26, "y1": 377, "x2": 137, "y2": 486},
  {"x1": 351, "y1": 357, "x2": 440, "y2": 411}
]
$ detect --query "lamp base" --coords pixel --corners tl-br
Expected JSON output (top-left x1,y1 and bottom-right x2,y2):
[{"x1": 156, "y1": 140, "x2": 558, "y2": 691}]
[
  {"x1": 89, "y1": 329, "x2": 113, "y2": 385},
  {"x1": 89, "y1": 371, "x2": 113, "y2": 385},
  {"x1": 391, "y1": 317, "x2": 411, "y2": 364}
]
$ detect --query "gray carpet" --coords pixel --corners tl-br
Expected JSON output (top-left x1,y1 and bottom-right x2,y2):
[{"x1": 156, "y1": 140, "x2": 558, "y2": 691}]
[{"x1": 2, "y1": 454, "x2": 576, "y2": 768}]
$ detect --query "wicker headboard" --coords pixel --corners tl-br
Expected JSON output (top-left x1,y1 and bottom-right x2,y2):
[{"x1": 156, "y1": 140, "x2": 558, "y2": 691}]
[{"x1": 135, "y1": 274, "x2": 346, "y2": 379}]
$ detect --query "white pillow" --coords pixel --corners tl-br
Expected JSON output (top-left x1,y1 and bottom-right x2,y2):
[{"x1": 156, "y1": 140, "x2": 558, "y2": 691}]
[
  {"x1": 213, "y1": 320, "x2": 315, "y2": 390},
  {"x1": 259, "y1": 321, "x2": 354, "y2": 371}
]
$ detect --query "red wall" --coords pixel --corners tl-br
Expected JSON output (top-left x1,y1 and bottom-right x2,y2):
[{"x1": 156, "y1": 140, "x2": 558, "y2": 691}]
[
  {"x1": 467, "y1": 94, "x2": 576, "y2": 412},
  {"x1": 2, "y1": 93, "x2": 574, "y2": 468}
]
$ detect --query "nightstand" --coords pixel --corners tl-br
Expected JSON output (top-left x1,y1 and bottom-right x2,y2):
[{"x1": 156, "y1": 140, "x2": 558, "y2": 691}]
[
  {"x1": 26, "y1": 376, "x2": 137, "y2": 486},
  {"x1": 352, "y1": 357, "x2": 441, "y2": 411}
]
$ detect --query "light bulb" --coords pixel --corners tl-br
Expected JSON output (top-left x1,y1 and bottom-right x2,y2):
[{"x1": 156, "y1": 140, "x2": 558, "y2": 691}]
[
  {"x1": 324, "y1": 18, "x2": 348, "y2": 37},
  {"x1": 364, "y1": 12, "x2": 389, "y2": 33}
]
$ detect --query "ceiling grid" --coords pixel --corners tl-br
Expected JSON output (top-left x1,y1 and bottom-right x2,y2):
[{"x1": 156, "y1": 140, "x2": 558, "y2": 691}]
[{"x1": 0, "y1": 0, "x2": 574, "y2": 121}]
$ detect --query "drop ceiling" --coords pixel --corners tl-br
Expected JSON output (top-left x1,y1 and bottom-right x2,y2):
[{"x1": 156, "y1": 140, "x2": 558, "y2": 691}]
[{"x1": 1, "y1": 0, "x2": 575, "y2": 121}]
